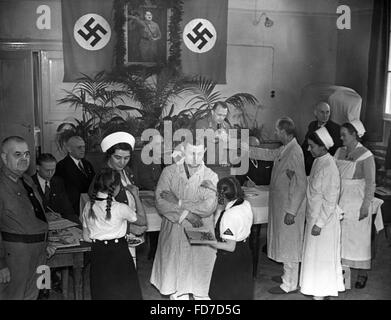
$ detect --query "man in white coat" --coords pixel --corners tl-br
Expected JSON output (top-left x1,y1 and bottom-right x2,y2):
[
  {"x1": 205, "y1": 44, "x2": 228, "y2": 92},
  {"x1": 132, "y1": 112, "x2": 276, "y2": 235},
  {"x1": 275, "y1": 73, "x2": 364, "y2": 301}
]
[
  {"x1": 150, "y1": 142, "x2": 218, "y2": 300},
  {"x1": 249, "y1": 117, "x2": 307, "y2": 294}
]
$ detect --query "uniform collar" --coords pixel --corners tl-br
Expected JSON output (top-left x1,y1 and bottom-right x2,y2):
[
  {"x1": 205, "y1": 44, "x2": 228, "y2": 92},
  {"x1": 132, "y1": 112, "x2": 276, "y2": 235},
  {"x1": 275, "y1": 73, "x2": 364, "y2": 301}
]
[{"x1": 1, "y1": 165, "x2": 23, "y2": 183}]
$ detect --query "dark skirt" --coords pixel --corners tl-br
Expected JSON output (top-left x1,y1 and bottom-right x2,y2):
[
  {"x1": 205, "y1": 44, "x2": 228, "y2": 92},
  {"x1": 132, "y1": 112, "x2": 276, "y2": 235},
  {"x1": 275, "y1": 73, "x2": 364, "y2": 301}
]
[
  {"x1": 209, "y1": 240, "x2": 254, "y2": 300},
  {"x1": 90, "y1": 237, "x2": 142, "y2": 300}
]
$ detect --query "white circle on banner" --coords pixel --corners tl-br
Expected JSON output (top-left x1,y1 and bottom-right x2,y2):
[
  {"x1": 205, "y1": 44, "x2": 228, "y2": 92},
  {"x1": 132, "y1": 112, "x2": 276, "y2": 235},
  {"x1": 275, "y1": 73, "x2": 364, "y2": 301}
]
[
  {"x1": 183, "y1": 19, "x2": 216, "y2": 53},
  {"x1": 73, "y1": 14, "x2": 111, "y2": 51}
]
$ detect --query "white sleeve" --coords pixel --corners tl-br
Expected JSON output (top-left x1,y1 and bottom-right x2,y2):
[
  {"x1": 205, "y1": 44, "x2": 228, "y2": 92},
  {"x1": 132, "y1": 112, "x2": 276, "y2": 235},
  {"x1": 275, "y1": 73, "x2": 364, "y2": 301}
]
[
  {"x1": 220, "y1": 212, "x2": 241, "y2": 241},
  {"x1": 82, "y1": 202, "x2": 91, "y2": 229},
  {"x1": 118, "y1": 203, "x2": 137, "y2": 223}
]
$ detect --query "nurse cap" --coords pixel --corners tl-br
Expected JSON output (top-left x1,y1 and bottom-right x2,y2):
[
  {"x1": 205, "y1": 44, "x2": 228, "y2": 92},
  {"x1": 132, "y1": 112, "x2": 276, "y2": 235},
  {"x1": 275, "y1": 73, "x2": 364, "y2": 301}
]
[
  {"x1": 100, "y1": 131, "x2": 135, "y2": 152},
  {"x1": 350, "y1": 120, "x2": 366, "y2": 138},
  {"x1": 315, "y1": 127, "x2": 334, "y2": 150}
]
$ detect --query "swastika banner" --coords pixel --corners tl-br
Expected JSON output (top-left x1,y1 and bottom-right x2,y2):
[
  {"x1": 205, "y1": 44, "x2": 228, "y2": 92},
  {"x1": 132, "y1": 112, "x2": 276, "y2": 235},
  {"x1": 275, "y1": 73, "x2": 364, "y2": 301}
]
[
  {"x1": 61, "y1": 0, "x2": 115, "y2": 82},
  {"x1": 181, "y1": 0, "x2": 228, "y2": 84}
]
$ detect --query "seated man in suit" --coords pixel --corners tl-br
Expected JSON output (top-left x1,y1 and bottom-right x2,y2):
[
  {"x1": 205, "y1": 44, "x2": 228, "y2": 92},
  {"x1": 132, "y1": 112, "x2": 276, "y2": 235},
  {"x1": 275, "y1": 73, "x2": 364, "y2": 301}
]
[
  {"x1": 301, "y1": 102, "x2": 342, "y2": 175},
  {"x1": 32, "y1": 153, "x2": 78, "y2": 298},
  {"x1": 55, "y1": 136, "x2": 95, "y2": 218},
  {"x1": 32, "y1": 153, "x2": 79, "y2": 223}
]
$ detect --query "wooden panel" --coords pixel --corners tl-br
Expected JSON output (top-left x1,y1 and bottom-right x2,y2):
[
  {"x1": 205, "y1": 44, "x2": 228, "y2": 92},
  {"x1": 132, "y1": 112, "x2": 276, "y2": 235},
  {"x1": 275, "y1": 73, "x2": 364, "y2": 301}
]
[
  {"x1": 40, "y1": 50, "x2": 80, "y2": 161},
  {"x1": 0, "y1": 50, "x2": 36, "y2": 171}
]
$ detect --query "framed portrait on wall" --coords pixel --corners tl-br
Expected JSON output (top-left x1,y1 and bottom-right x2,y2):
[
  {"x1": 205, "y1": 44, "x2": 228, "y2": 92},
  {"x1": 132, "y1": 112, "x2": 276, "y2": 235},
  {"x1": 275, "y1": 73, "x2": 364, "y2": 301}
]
[
  {"x1": 113, "y1": 0, "x2": 182, "y2": 72},
  {"x1": 125, "y1": 4, "x2": 168, "y2": 65}
]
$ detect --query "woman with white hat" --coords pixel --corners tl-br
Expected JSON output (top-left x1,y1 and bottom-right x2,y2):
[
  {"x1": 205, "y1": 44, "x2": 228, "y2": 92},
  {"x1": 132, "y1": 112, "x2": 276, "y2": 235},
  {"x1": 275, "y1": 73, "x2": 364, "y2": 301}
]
[
  {"x1": 334, "y1": 120, "x2": 376, "y2": 289},
  {"x1": 98, "y1": 131, "x2": 147, "y2": 236},
  {"x1": 299, "y1": 127, "x2": 345, "y2": 300}
]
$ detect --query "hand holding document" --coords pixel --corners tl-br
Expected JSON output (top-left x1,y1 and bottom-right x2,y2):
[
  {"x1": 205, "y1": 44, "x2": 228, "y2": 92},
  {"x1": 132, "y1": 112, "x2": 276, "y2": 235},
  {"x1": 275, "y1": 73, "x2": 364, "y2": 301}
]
[{"x1": 184, "y1": 228, "x2": 217, "y2": 245}]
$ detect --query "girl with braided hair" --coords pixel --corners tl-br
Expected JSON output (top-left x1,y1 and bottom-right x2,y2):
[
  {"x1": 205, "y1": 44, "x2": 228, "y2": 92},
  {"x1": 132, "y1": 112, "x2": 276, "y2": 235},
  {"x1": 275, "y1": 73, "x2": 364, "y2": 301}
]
[
  {"x1": 82, "y1": 168, "x2": 144, "y2": 300},
  {"x1": 208, "y1": 176, "x2": 254, "y2": 300}
]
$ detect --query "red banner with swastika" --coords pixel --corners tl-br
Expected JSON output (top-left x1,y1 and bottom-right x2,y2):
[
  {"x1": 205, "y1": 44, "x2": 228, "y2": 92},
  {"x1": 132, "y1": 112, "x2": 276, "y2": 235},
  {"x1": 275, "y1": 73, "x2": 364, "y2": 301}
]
[
  {"x1": 61, "y1": 0, "x2": 115, "y2": 82},
  {"x1": 181, "y1": 0, "x2": 228, "y2": 84}
]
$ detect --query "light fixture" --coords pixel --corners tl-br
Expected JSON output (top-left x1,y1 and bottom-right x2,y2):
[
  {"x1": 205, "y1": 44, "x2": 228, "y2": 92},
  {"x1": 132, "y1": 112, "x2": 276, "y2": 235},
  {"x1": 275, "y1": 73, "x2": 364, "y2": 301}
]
[{"x1": 253, "y1": 12, "x2": 274, "y2": 27}]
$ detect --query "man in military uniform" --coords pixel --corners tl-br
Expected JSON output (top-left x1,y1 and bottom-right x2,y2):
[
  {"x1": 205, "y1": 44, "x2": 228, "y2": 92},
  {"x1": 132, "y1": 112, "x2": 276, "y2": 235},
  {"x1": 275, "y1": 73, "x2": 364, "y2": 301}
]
[
  {"x1": 195, "y1": 101, "x2": 233, "y2": 179},
  {"x1": 0, "y1": 136, "x2": 54, "y2": 300}
]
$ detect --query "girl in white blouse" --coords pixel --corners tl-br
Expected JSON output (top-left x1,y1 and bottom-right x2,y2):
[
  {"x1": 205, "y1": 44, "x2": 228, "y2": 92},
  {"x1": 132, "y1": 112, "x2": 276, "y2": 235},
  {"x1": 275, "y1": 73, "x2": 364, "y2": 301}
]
[
  {"x1": 82, "y1": 168, "x2": 146, "y2": 300},
  {"x1": 209, "y1": 176, "x2": 253, "y2": 300}
]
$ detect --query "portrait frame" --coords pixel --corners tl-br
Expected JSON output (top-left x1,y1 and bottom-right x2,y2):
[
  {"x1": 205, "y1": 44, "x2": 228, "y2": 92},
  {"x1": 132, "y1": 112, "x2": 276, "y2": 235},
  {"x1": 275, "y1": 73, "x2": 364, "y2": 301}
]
[{"x1": 113, "y1": 0, "x2": 183, "y2": 74}]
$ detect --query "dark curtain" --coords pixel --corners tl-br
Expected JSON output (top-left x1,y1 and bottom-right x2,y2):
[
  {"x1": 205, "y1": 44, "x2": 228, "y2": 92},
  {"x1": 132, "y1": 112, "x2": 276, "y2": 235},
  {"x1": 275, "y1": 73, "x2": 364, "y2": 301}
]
[{"x1": 364, "y1": 0, "x2": 390, "y2": 142}]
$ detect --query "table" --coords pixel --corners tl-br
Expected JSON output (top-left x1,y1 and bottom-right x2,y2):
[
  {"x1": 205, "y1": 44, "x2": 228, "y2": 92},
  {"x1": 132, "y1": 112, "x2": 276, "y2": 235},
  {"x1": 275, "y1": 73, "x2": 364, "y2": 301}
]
[
  {"x1": 46, "y1": 242, "x2": 91, "y2": 300},
  {"x1": 243, "y1": 186, "x2": 269, "y2": 278}
]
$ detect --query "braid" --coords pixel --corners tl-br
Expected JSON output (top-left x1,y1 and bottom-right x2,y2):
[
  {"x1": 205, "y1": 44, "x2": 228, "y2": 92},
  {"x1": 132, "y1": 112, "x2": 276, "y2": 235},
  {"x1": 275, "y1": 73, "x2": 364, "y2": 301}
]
[
  {"x1": 88, "y1": 189, "x2": 98, "y2": 220},
  {"x1": 105, "y1": 184, "x2": 115, "y2": 220}
]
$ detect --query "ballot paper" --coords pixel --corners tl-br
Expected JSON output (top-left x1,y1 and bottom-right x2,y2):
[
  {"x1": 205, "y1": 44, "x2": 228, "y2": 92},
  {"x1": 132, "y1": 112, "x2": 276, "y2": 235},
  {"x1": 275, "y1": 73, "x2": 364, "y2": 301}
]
[
  {"x1": 184, "y1": 228, "x2": 217, "y2": 245},
  {"x1": 48, "y1": 227, "x2": 82, "y2": 248}
]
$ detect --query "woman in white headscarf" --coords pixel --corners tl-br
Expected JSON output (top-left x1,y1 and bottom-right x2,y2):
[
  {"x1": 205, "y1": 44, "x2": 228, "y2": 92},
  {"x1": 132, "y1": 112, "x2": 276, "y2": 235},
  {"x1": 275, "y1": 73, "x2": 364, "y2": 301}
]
[
  {"x1": 300, "y1": 127, "x2": 345, "y2": 300},
  {"x1": 334, "y1": 120, "x2": 376, "y2": 289},
  {"x1": 94, "y1": 132, "x2": 147, "y2": 236}
]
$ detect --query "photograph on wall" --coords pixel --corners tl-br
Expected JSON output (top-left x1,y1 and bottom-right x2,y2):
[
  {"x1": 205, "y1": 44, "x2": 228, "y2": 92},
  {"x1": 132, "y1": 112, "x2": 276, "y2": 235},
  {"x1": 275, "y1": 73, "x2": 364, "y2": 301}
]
[{"x1": 125, "y1": 4, "x2": 168, "y2": 65}]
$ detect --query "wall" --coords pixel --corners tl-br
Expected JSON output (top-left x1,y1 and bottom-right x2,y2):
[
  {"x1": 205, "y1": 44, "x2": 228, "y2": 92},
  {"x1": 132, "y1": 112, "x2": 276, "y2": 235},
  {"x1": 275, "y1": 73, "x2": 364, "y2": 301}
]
[
  {"x1": 0, "y1": 0, "x2": 379, "y2": 145},
  {"x1": 218, "y1": 0, "x2": 341, "y2": 141},
  {"x1": 335, "y1": 0, "x2": 373, "y2": 121},
  {"x1": 0, "y1": 0, "x2": 62, "y2": 41}
]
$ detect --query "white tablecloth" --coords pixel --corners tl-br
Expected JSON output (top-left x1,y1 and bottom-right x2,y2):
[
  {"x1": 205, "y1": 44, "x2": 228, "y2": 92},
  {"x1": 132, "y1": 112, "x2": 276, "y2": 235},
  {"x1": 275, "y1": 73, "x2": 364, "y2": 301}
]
[{"x1": 243, "y1": 186, "x2": 269, "y2": 225}]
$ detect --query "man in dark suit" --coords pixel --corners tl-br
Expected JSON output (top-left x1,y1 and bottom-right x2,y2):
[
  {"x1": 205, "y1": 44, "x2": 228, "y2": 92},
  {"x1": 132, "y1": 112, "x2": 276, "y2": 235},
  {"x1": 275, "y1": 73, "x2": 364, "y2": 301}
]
[
  {"x1": 32, "y1": 153, "x2": 79, "y2": 223},
  {"x1": 55, "y1": 136, "x2": 95, "y2": 218},
  {"x1": 302, "y1": 102, "x2": 342, "y2": 175}
]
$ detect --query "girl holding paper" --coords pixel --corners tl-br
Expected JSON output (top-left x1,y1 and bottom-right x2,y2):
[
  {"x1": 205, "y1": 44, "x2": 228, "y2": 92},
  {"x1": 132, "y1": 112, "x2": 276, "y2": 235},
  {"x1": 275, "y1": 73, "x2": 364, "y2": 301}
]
[{"x1": 209, "y1": 176, "x2": 253, "y2": 300}]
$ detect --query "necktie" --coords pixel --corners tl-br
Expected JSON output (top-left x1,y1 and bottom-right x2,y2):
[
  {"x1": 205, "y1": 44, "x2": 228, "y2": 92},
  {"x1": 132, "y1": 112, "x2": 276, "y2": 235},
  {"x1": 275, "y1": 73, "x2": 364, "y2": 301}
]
[
  {"x1": 44, "y1": 181, "x2": 50, "y2": 204},
  {"x1": 78, "y1": 161, "x2": 87, "y2": 176}
]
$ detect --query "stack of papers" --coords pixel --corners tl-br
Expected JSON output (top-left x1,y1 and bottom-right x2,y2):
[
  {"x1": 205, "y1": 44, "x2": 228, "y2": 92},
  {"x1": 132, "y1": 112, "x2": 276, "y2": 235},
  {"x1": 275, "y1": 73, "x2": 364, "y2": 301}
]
[
  {"x1": 184, "y1": 228, "x2": 217, "y2": 245},
  {"x1": 48, "y1": 218, "x2": 79, "y2": 231},
  {"x1": 48, "y1": 227, "x2": 82, "y2": 249}
]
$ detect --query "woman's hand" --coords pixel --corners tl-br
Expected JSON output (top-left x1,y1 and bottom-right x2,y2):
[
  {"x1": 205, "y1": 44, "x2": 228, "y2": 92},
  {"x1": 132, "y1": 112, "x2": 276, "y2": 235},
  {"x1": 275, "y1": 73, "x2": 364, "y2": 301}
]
[
  {"x1": 359, "y1": 204, "x2": 370, "y2": 221},
  {"x1": 311, "y1": 224, "x2": 321, "y2": 236},
  {"x1": 160, "y1": 190, "x2": 179, "y2": 204},
  {"x1": 244, "y1": 179, "x2": 256, "y2": 188},
  {"x1": 185, "y1": 212, "x2": 203, "y2": 228},
  {"x1": 46, "y1": 244, "x2": 57, "y2": 259}
]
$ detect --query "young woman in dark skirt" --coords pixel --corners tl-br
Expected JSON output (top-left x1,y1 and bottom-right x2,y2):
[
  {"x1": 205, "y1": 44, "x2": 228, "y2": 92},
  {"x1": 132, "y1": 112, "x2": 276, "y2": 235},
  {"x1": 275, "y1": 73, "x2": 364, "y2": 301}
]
[
  {"x1": 208, "y1": 176, "x2": 254, "y2": 300},
  {"x1": 82, "y1": 168, "x2": 146, "y2": 300}
]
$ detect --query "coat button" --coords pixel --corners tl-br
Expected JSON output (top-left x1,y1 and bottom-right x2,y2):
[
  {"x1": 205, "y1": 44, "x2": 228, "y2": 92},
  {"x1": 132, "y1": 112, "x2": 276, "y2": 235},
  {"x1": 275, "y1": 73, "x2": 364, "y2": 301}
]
[{"x1": 104, "y1": 241, "x2": 108, "y2": 245}]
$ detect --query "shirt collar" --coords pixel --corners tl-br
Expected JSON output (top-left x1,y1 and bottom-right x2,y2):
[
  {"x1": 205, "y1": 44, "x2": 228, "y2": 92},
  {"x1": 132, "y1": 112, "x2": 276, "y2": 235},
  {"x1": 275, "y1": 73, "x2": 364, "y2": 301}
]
[
  {"x1": 69, "y1": 155, "x2": 81, "y2": 166},
  {"x1": 37, "y1": 174, "x2": 49, "y2": 187}
]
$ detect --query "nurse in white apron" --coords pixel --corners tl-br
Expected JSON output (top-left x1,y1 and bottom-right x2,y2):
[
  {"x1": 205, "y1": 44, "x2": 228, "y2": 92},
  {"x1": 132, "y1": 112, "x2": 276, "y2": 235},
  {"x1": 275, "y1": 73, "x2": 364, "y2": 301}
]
[{"x1": 334, "y1": 120, "x2": 376, "y2": 289}]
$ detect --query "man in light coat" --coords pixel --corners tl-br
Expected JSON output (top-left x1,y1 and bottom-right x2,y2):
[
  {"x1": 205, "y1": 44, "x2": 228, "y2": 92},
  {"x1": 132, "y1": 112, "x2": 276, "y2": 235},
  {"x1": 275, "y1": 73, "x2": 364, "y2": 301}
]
[
  {"x1": 249, "y1": 117, "x2": 307, "y2": 294},
  {"x1": 150, "y1": 142, "x2": 218, "y2": 300}
]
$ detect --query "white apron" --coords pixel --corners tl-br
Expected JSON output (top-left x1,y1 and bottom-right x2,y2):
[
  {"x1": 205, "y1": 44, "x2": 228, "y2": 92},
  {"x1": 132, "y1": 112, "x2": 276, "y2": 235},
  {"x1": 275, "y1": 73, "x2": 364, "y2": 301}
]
[{"x1": 335, "y1": 149, "x2": 373, "y2": 268}]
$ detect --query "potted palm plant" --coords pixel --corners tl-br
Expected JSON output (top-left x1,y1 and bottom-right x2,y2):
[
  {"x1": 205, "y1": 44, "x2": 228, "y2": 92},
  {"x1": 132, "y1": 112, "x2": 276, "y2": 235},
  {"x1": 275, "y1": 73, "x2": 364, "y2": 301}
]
[{"x1": 56, "y1": 71, "x2": 134, "y2": 169}]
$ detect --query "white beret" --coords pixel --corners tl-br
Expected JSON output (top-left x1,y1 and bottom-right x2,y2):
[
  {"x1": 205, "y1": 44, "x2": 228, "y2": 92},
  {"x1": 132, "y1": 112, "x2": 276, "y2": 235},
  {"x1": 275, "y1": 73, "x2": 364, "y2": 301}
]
[
  {"x1": 100, "y1": 132, "x2": 135, "y2": 152},
  {"x1": 350, "y1": 120, "x2": 366, "y2": 138},
  {"x1": 315, "y1": 127, "x2": 334, "y2": 150}
]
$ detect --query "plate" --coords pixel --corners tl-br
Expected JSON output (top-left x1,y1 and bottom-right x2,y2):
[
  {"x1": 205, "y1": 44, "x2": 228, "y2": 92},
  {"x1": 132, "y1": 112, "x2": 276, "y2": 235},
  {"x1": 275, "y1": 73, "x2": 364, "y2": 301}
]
[{"x1": 126, "y1": 236, "x2": 145, "y2": 247}]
